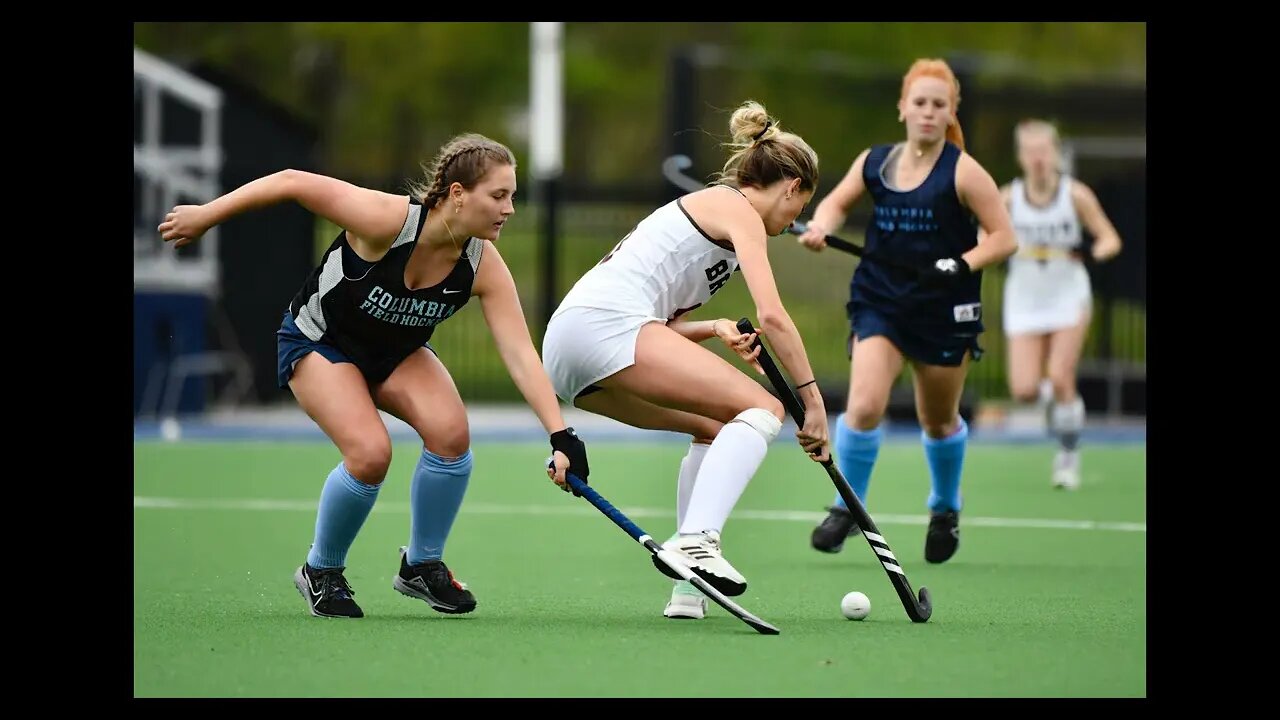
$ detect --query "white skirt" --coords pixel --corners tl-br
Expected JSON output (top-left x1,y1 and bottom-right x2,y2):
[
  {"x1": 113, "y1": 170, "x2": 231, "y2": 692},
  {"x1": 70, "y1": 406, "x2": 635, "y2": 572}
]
[
  {"x1": 1002, "y1": 259, "x2": 1092, "y2": 335},
  {"x1": 541, "y1": 305, "x2": 664, "y2": 402}
]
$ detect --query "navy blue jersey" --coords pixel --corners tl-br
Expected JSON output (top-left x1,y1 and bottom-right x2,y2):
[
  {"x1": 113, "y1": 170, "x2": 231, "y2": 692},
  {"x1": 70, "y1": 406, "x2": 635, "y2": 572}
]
[
  {"x1": 287, "y1": 197, "x2": 483, "y2": 384},
  {"x1": 850, "y1": 141, "x2": 983, "y2": 334}
]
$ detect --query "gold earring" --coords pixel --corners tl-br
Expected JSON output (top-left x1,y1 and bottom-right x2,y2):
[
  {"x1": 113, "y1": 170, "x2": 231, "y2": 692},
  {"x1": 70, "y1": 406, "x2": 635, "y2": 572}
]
[{"x1": 455, "y1": 203, "x2": 461, "y2": 215}]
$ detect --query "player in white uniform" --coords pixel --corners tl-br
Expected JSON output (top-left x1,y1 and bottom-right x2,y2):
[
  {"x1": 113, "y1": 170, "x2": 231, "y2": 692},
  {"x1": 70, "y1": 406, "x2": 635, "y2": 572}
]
[
  {"x1": 542, "y1": 100, "x2": 831, "y2": 620},
  {"x1": 998, "y1": 120, "x2": 1122, "y2": 489}
]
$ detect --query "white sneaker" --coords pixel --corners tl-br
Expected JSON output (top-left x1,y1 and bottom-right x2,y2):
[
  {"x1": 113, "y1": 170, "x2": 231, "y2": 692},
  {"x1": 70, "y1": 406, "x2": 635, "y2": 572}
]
[
  {"x1": 1053, "y1": 450, "x2": 1081, "y2": 490},
  {"x1": 656, "y1": 530, "x2": 748, "y2": 596},
  {"x1": 663, "y1": 580, "x2": 707, "y2": 619}
]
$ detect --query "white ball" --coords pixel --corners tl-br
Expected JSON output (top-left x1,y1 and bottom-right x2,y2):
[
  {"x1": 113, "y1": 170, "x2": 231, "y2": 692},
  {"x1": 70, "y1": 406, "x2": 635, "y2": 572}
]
[
  {"x1": 159, "y1": 417, "x2": 182, "y2": 442},
  {"x1": 841, "y1": 591, "x2": 870, "y2": 620}
]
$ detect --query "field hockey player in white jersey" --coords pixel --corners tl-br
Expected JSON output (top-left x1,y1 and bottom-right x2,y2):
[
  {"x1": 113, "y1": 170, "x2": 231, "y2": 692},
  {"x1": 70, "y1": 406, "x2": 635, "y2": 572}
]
[
  {"x1": 542, "y1": 100, "x2": 830, "y2": 620},
  {"x1": 998, "y1": 119, "x2": 1122, "y2": 490}
]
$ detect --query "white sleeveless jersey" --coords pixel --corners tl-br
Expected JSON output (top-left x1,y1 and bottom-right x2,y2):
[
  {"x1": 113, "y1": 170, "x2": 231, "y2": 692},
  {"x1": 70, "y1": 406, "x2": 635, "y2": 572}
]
[
  {"x1": 1009, "y1": 176, "x2": 1082, "y2": 260},
  {"x1": 1003, "y1": 175, "x2": 1092, "y2": 334},
  {"x1": 554, "y1": 197, "x2": 739, "y2": 322}
]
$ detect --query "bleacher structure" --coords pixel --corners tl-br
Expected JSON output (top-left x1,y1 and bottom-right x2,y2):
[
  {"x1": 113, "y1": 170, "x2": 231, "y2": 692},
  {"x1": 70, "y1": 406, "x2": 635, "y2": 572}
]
[{"x1": 134, "y1": 47, "x2": 252, "y2": 420}]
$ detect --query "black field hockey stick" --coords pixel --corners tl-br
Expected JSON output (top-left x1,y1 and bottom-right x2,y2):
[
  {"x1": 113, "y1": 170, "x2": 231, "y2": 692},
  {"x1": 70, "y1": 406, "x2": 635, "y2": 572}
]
[
  {"x1": 734, "y1": 318, "x2": 933, "y2": 623},
  {"x1": 661, "y1": 154, "x2": 706, "y2": 193},
  {"x1": 563, "y1": 471, "x2": 780, "y2": 635},
  {"x1": 785, "y1": 221, "x2": 926, "y2": 275},
  {"x1": 786, "y1": 220, "x2": 868, "y2": 257}
]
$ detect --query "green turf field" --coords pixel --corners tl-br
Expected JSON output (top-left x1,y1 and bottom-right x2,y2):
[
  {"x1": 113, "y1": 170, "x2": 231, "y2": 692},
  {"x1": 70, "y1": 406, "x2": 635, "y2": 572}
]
[{"x1": 134, "y1": 440, "x2": 1145, "y2": 697}]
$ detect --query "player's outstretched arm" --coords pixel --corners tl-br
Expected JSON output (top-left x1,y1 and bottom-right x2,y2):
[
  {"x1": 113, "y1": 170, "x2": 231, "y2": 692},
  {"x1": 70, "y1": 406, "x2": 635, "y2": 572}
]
[
  {"x1": 157, "y1": 169, "x2": 407, "y2": 252},
  {"x1": 473, "y1": 242, "x2": 589, "y2": 491}
]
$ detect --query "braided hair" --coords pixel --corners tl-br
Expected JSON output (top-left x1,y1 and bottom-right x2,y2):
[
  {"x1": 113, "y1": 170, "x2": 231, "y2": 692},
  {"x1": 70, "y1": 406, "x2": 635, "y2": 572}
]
[{"x1": 408, "y1": 134, "x2": 516, "y2": 208}]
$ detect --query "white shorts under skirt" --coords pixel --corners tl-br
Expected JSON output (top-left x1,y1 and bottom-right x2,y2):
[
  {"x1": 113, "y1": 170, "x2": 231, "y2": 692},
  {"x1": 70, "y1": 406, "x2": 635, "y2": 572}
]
[
  {"x1": 541, "y1": 305, "x2": 664, "y2": 402},
  {"x1": 1002, "y1": 260, "x2": 1092, "y2": 336}
]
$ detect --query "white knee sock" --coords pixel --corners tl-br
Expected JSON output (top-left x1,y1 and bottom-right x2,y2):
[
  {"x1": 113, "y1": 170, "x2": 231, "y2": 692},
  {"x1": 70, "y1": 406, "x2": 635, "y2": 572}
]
[
  {"x1": 676, "y1": 442, "x2": 711, "y2": 529},
  {"x1": 1051, "y1": 397, "x2": 1085, "y2": 452},
  {"x1": 679, "y1": 418, "x2": 773, "y2": 535}
]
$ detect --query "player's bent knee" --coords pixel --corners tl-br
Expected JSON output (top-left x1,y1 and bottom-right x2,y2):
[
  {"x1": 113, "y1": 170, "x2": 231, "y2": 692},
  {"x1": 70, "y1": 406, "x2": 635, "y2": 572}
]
[
  {"x1": 345, "y1": 439, "x2": 392, "y2": 485},
  {"x1": 847, "y1": 396, "x2": 887, "y2": 429},
  {"x1": 1009, "y1": 380, "x2": 1040, "y2": 403},
  {"x1": 759, "y1": 396, "x2": 785, "y2": 423},
  {"x1": 920, "y1": 418, "x2": 958, "y2": 439},
  {"x1": 1011, "y1": 388, "x2": 1039, "y2": 403},
  {"x1": 425, "y1": 430, "x2": 471, "y2": 459},
  {"x1": 732, "y1": 407, "x2": 783, "y2": 444}
]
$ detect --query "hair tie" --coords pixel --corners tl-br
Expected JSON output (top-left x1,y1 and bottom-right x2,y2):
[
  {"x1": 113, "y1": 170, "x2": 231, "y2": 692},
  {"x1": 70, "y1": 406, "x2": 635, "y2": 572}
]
[{"x1": 752, "y1": 121, "x2": 772, "y2": 143}]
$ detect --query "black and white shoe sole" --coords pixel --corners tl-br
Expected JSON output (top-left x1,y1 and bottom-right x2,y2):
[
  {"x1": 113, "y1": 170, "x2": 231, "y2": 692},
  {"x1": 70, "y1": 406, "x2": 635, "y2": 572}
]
[
  {"x1": 650, "y1": 555, "x2": 747, "y2": 597},
  {"x1": 392, "y1": 576, "x2": 477, "y2": 615}
]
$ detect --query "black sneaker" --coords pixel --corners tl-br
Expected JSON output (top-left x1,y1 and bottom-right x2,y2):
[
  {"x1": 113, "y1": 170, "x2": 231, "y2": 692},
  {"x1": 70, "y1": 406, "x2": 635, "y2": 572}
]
[
  {"x1": 924, "y1": 511, "x2": 960, "y2": 564},
  {"x1": 393, "y1": 548, "x2": 477, "y2": 614},
  {"x1": 294, "y1": 563, "x2": 364, "y2": 618},
  {"x1": 811, "y1": 505, "x2": 861, "y2": 553}
]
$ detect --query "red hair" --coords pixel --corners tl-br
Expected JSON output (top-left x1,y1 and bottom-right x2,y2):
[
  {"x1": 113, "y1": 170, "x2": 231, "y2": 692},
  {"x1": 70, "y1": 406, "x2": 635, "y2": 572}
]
[{"x1": 900, "y1": 59, "x2": 965, "y2": 151}]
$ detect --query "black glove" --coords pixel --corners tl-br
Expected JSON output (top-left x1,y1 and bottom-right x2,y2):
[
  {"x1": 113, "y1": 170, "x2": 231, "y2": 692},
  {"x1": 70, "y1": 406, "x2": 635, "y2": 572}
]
[
  {"x1": 550, "y1": 427, "x2": 590, "y2": 495},
  {"x1": 919, "y1": 256, "x2": 971, "y2": 286}
]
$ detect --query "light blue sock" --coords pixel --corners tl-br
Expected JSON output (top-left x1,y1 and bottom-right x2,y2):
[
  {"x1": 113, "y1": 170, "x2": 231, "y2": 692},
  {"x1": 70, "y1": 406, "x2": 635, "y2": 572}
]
[
  {"x1": 831, "y1": 416, "x2": 882, "y2": 510},
  {"x1": 923, "y1": 417, "x2": 968, "y2": 513},
  {"x1": 307, "y1": 463, "x2": 381, "y2": 569},
  {"x1": 407, "y1": 448, "x2": 473, "y2": 564}
]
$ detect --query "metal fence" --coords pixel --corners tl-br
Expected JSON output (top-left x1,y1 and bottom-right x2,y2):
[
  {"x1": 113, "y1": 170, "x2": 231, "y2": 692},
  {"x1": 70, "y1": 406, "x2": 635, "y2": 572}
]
[{"x1": 423, "y1": 202, "x2": 1145, "y2": 414}]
